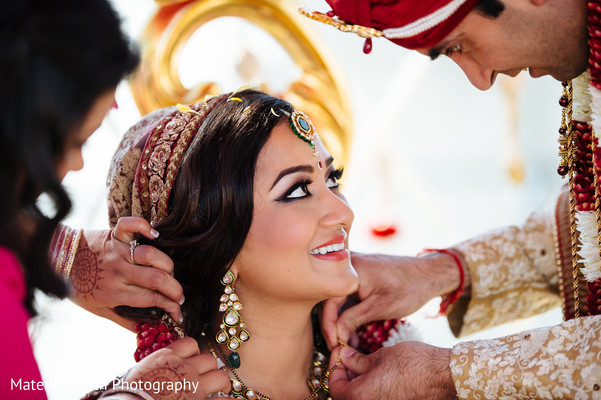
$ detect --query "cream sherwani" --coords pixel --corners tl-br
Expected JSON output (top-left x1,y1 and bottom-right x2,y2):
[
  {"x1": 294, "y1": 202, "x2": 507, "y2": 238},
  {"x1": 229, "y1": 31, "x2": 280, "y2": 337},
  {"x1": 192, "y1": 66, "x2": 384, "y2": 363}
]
[{"x1": 447, "y1": 210, "x2": 601, "y2": 399}]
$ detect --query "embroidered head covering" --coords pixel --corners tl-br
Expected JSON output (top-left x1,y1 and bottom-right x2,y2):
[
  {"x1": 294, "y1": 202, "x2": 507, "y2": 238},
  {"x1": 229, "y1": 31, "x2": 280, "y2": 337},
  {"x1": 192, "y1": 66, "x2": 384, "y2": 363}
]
[
  {"x1": 301, "y1": 0, "x2": 478, "y2": 51},
  {"x1": 107, "y1": 93, "x2": 230, "y2": 227}
]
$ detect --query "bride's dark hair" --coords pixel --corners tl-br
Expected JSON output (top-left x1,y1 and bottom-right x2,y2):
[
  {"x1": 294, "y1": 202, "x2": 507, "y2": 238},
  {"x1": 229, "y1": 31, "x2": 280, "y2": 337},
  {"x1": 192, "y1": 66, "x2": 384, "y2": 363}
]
[{"x1": 153, "y1": 89, "x2": 293, "y2": 340}]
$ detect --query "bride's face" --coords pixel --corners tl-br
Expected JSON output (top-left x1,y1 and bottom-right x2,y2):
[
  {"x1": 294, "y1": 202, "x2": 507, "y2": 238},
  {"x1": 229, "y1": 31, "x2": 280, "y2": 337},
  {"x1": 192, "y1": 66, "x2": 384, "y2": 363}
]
[{"x1": 232, "y1": 121, "x2": 358, "y2": 304}]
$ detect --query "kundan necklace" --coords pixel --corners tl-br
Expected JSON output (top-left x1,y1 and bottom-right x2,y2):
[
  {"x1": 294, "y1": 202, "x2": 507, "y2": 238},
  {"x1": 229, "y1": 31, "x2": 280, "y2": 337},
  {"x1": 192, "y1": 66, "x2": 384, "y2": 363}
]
[
  {"x1": 554, "y1": 0, "x2": 601, "y2": 318},
  {"x1": 205, "y1": 335, "x2": 339, "y2": 400}
]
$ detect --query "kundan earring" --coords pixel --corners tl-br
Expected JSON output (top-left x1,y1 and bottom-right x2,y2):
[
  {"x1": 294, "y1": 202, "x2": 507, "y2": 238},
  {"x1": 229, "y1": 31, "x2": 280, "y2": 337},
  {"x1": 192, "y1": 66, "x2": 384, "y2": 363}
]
[{"x1": 216, "y1": 270, "x2": 250, "y2": 369}]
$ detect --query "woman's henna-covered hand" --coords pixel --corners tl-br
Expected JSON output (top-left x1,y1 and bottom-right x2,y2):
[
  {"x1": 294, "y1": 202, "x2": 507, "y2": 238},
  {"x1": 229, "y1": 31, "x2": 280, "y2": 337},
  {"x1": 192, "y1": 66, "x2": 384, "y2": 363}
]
[{"x1": 69, "y1": 217, "x2": 185, "y2": 331}]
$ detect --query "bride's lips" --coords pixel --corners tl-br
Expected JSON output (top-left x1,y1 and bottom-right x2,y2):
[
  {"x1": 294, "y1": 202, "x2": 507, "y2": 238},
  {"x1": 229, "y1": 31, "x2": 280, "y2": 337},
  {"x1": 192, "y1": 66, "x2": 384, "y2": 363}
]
[{"x1": 310, "y1": 234, "x2": 350, "y2": 262}]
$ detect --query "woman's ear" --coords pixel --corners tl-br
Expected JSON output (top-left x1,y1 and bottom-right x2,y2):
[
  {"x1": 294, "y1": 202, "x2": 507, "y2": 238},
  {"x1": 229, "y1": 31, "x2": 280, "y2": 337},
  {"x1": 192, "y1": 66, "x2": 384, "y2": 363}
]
[{"x1": 229, "y1": 264, "x2": 239, "y2": 278}]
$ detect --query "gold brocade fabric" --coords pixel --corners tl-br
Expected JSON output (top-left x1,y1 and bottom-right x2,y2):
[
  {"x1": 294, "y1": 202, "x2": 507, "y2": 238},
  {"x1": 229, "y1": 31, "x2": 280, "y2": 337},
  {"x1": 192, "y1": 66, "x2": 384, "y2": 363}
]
[
  {"x1": 108, "y1": 94, "x2": 230, "y2": 227},
  {"x1": 450, "y1": 316, "x2": 601, "y2": 399},
  {"x1": 447, "y1": 201, "x2": 601, "y2": 397},
  {"x1": 107, "y1": 107, "x2": 174, "y2": 227},
  {"x1": 449, "y1": 210, "x2": 560, "y2": 337}
]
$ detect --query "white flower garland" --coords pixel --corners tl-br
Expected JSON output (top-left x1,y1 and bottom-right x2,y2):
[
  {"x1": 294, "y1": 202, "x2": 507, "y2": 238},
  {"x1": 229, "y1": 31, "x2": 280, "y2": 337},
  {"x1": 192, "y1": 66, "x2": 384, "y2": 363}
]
[
  {"x1": 572, "y1": 71, "x2": 592, "y2": 122},
  {"x1": 381, "y1": 320, "x2": 423, "y2": 347},
  {"x1": 573, "y1": 71, "x2": 601, "y2": 281}
]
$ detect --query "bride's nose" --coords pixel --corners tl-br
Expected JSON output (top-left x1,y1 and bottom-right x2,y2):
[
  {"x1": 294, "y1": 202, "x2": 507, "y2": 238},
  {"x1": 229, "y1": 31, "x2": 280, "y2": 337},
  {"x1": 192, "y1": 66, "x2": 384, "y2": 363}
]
[{"x1": 319, "y1": 189, "x2": 354, "y2": 230}]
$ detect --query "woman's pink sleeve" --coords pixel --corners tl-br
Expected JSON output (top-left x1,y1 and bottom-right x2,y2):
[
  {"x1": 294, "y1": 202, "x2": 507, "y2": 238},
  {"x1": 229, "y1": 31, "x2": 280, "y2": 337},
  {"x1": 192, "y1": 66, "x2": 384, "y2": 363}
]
[{"x1": 0, "y1": 248, "x2": 47, "y2": 400}]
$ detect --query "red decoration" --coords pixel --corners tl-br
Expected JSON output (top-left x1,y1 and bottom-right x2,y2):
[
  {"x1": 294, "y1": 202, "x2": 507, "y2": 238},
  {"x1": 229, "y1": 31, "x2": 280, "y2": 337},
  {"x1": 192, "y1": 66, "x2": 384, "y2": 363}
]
[
  {"x1": 370, "y1": 222, "x2": 398, "y2": 238},
  {"x1": 357, "y1": 319, "x2": 402, "y2": 354},
  {"x1": 587, "y1": 280, "x2": 601, "y2": 314},
  {"x1": 419, "y1": 248, "x2": 464, "y2": 315},
  {"x1": 578, "y1": 1, "x2": 601, "y2": 316},
  {"x1": 572, "y1": 121, "x2": 598, "y2": 212},
  {"x1": 363, "y1": 38, "x2": 373, "y2": 54},
  {"x1": 134, "y1": 320, "x2": 181, "y2": 362},
  {"x1": 325, "y1": 0, "x2": 479, "y2": 50}
]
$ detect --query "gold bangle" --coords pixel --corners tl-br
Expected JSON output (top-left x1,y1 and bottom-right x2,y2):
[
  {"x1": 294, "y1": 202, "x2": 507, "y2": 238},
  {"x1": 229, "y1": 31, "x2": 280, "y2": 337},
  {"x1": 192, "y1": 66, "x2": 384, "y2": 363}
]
[
  {"x1": 50, "y1": 225, "x2": 83, "y2": 279},
  {"x1": 50, "y1": 225, "x2": 68, "y2": 275},
  {"x1": 63, "y1": 228, "x2": 83, "y2": 279}
]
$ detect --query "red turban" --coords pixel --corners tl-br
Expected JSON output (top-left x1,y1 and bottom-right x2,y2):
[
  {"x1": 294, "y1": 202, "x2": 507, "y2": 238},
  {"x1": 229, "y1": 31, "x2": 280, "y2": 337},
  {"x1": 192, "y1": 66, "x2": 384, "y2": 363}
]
[{"x1": 325, "y1": 0, "x2": 479, "y2": 50}]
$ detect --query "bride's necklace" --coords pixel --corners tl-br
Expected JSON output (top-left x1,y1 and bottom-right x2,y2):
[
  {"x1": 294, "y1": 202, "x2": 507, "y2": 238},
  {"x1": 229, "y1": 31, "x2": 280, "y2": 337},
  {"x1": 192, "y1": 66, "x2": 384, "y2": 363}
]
[{"x1": 206, "y1": 336, "x2": 339, "y2": 400}]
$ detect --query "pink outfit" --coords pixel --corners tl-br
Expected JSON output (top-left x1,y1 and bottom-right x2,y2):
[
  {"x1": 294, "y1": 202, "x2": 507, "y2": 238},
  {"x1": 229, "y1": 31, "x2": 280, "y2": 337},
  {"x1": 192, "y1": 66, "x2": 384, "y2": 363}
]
[{"x1": 0, "y1": 247, "x2": 47, "y2": 399}]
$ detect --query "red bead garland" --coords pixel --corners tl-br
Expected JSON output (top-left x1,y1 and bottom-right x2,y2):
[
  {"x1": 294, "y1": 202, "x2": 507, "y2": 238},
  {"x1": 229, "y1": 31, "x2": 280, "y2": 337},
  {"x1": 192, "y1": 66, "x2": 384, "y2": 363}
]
[
  {"x1": 586, "y1": 0, "x2": 601, "y2": 316},
  {"x1": 356, "y1": 319, "x2": 404, "y2": 354},
  {"x1": 588, "y1": 280, "x2": 601, "y2": 314},
  {"x1": 572, "y1": 121, "x2": 599, "y2": 212},
  {"x1": 588, "y1": 1, "x2": 601, "y2": 90},
  {"x1": 134, "y1": 319, "x2": 183, "y2": 362}
]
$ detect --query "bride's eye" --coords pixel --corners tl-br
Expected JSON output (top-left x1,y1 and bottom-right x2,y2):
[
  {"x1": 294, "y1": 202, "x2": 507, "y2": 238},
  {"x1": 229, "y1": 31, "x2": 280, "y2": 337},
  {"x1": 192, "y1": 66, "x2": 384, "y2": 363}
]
[
  {"x1": 280, "y1": 180, "x2": 312, "y2": 201},
  {"x1": 326, "y1": 168, "x2": 344, "y2": 189}
]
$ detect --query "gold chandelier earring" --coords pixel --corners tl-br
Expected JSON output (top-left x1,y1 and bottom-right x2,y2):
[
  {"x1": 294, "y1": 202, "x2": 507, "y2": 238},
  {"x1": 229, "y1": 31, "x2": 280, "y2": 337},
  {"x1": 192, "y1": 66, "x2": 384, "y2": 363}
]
[{"x1": 216, "y1": 270, "x2": 250, "y2": 369}]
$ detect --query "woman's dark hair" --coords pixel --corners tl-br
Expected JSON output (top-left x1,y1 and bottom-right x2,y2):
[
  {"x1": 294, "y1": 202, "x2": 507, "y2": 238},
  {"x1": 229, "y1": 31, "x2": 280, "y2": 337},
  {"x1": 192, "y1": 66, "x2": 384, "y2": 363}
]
[
  {"x1": 0, "y1": 0, "x2": 139, "y2": 315},
  {"x1": 153, "y1": 90, "x2": 293, "y2": 341},
  {"x1": 475, "y1": 0, "x2": 505, "y2": 18}
]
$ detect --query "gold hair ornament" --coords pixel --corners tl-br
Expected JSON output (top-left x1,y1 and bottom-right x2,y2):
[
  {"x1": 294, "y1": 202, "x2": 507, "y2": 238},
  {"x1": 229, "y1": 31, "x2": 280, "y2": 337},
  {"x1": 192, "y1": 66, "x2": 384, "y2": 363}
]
[
  {"x1": 289, "y1": 110, "x2": 322, "y2": 169},
  {"x1": 298, "y1": 6, "x2": 384, "y2": 39}
]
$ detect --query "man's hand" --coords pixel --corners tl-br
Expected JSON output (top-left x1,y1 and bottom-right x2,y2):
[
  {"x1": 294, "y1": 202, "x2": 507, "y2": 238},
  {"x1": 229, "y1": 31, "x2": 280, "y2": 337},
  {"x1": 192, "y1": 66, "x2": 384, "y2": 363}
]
[
  {"x1": 329, "y1": 342, "x2": 457, "y2": 400},
  {"x1": 322, "y1": 252, "x2": 466, "y2": 348},
  {"x1": 68, "y1": 217, "x2": 184, "y2": 330},
  {"x1": 121, "y1": 337, "x2": 231, "y2": 400}
]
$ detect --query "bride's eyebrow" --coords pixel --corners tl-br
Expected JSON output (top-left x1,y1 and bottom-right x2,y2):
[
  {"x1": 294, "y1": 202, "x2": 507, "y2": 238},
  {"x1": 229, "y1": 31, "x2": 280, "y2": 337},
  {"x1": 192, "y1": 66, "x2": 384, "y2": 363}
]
[
  {"x1": 270, "y1": 165, "x2": 313, "y2": 190},
  {"x1": 269, "y1": 156, "x2": 336, "y2": 191}
]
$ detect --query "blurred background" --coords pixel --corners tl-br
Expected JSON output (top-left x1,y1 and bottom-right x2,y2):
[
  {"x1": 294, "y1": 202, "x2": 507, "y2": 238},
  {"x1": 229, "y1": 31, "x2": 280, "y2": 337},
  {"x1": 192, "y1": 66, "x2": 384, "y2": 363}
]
[{"x1": 32, "y1": 0, "x2": 564, "y2": 398}]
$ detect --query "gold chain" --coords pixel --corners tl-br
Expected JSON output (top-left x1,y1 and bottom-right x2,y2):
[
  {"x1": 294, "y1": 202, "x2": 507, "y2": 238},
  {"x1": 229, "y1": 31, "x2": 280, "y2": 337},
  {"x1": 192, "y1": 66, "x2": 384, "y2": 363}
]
[
  {"x1": 561, "y1": 81, "x2": 581, "y2": 317},
  {"x1": 207, "y1": 337, "x2": 340, "y2": 400},
  {"x1": 552, "y1": 193, "x2": 567, "y2": 319},
  {"x1": 594, "y1": 129, "x2": 601, "y2": 284}
]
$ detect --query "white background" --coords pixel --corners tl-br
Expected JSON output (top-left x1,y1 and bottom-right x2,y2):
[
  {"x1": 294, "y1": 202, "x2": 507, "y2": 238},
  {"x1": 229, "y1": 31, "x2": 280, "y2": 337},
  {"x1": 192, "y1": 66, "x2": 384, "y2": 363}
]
[{"x1": 32, "y1": 1, "x2": 564, "y2": 398}]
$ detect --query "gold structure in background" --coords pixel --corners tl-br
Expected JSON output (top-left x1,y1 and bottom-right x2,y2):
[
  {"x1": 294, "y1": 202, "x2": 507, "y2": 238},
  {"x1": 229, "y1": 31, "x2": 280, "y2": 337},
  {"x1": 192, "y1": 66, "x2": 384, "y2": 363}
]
[
  {"x1": 130, "y1": 0, "x2": 352, "y2": 166},
  {"x1": 498, "y1": 74, "x2": 526, "y2": 184}
]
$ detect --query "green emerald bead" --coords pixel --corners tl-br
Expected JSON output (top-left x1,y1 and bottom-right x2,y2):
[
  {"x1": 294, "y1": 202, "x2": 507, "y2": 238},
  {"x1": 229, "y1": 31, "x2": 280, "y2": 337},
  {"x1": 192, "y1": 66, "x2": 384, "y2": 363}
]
[{"x1": 228, "y1": 351, "x2": 241, "y2": 369}]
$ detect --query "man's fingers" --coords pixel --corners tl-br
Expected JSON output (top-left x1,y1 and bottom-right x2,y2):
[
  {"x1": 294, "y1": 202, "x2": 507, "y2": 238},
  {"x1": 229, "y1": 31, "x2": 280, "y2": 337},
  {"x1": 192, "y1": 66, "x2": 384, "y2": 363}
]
[
  {"x1": 127, "y1": 264, "x2": 183, "y2": 305},
  {"x1": 339, "y1": 346, "x2": 372, "y2": 376},
  {"x1": 132, "y1": 244, "x2": 175, "y2": 274},
  {"x1": 336, "y1": 297, "x2": 382, "y2": 343},
  {"x1": 321, "y1": 296, "x2": 348, "y2": 349},
  {"x1": 112, "y1": 216, "x2": 160, "y2": 243},
  {"x1": 328, "y1": 348, "x2": 354, "y2": 400}
]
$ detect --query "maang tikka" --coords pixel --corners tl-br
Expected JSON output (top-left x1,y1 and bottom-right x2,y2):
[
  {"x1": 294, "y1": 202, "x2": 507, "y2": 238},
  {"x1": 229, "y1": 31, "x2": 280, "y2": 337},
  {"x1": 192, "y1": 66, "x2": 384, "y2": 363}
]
[
  {"x1": 216, "y1": 270, "x2": 250, "y2": 369},
  {"x1": 289, "y1": 110, "x2": 322, "y2": 169}
]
